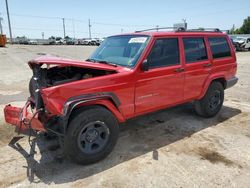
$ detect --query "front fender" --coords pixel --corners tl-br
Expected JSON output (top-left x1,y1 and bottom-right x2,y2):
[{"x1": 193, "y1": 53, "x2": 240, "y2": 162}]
[
  {"x1": 76, "y1": 99, "x2": 126, "y2": 123},
  {"x1": 63, "y1": 92, "x2": 125, "y2": 123}
]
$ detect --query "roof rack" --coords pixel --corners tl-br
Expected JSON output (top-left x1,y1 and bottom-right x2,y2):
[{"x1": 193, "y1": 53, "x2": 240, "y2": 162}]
[
  {"x1": 135, "y1": 27, "x2": 185, "y2": 33},
  {"x1": 185, "y1": 28, "x2": 222, "y2": 32},
  {"x1": 135, "y1": 27, "x2": 222, "y2": 33}
]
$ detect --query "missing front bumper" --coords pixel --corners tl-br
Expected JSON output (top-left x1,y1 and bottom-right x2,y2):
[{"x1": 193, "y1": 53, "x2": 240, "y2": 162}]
[{"x1": 4, "y1": 101, "x2": 45, "y2": 133}]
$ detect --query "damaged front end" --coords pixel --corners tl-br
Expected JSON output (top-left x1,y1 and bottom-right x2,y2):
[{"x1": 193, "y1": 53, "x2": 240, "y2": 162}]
[
  {"x1": 4, "y1": 56, "x2": 119, "y2": 136},
  {"x1": 4, "y1": 99, "x2": 45, "y2": 133}
]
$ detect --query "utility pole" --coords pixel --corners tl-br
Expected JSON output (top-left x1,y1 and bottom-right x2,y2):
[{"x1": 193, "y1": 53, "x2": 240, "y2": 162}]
[
  {"x1": 0, "y1": 16, "x2": 3, "y2": 35},
  {"x1": 41, "y1": 32, "x2": 44, "y2": 39},
  {"x1": 72, "y1": 19, "x2": 75, "y2": 39},
  {"x1": 5, "y1": 0, "x2": 13, "y2": 44},
  {"x1": 88, "y1": 19, "x2": 91, "y2": 39},
  {"x1": 156, "y1": 25, "x2": 159, "y2": 32},
  {"x1": 62, "y1": 18, "x2": 66, "y2": 38},
  {"x1": 121, "y1": 28, "x2": 123, "y2": 34},
  {"x1": 182, "y1": 19, "x2": 187, "y2": 30}
]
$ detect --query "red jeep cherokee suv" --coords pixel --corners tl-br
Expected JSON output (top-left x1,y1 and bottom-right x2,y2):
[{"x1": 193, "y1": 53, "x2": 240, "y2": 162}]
[{"x1": 4, "y1": 29, "x2": 238, "y2": 164}]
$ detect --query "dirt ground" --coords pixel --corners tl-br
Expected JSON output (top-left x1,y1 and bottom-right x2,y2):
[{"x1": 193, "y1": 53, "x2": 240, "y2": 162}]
[{"x1": 0, "y1": 45, "x2": 250, "y2": 188}]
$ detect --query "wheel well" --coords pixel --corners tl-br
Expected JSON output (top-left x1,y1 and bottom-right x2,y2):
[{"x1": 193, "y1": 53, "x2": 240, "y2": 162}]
[
  {"x1": 68, "y1": 105, "x2": 104, "y2": 125},
  {"x1": 212, "y1": 78, "x2": 226, "y2": 89}
]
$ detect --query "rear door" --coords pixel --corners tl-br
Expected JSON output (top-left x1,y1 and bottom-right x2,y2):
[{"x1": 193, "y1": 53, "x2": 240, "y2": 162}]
[
  {"x1": 182, "y1": 37, "x2": 212, "y2": 100},
  {"x1": 135, "y1": 37, "x2": 184, "y2": 115}
]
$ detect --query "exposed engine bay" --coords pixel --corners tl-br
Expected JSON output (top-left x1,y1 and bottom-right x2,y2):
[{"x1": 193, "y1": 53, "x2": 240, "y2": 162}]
[
  {"x1": 35, "y1": 65, "x2": 116, "y2": 87},
  {"x1": 29, "y1": 64, "x2": 117, "y2": 109}
]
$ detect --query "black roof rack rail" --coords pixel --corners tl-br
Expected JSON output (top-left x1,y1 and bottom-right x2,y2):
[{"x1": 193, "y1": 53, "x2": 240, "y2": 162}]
[
  {"x1": 135, "y1": 27, "x2": 185, "y2": 33},
  {"x1": 135, "y1": 27, "x2": 224, "y2": 33},
  {"x1": 183, "y1": 28, "x2": 222, "y2": 32}
]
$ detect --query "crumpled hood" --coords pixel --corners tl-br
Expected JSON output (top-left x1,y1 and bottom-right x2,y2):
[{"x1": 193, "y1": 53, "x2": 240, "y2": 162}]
[{"x1": 28, "y1": 55, "x2": 121, "y2": 72}]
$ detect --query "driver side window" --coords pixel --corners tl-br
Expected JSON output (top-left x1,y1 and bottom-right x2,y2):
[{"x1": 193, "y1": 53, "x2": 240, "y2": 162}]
[{"x1": 147, "y1": 38, "x2": 180, "y2": 69}]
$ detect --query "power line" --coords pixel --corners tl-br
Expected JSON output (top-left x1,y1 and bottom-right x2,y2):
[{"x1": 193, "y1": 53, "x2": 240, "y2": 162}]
[
  {"x1": 5, "y1": 13, "x2": 62, "y2": 20},
  {"x1": 1, "y1": 12, "x2": 155, "y2": 28},
  {"x1": 91, "y1": 21, "x2": 154, "y2": 27},
  {"x1": 2, "y1": 26, "x2": 112, "y2": 35}
]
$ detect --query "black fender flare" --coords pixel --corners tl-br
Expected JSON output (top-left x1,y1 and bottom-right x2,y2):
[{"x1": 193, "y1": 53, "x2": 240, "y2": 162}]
[{"x1": 60, "y1": 92, "x2": 121, "y2": 133}]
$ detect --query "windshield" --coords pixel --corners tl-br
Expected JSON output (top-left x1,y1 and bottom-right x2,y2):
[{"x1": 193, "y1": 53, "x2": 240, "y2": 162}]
[{"x1": 88, "y1": 35, "x2": 150, "y2": 67}]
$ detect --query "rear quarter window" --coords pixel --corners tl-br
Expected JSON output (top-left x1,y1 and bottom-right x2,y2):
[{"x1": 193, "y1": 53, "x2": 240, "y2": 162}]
[{"x1": 208, "y1": 37, "x2": 231, "y2": 59}]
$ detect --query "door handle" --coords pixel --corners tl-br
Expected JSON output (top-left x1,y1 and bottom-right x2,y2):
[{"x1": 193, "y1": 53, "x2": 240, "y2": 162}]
[
  {"x1": 203, "y1": 63, "x2": 212, "y2": 67},
  {"x1": 174, "y1": 68, "x2": 184, "y2": 73}
]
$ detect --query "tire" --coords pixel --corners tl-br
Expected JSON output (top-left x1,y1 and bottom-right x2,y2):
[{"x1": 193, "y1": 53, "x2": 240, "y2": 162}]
[
  {"x1": 64, "y1": 106, "x2": 119, "y2": 165},
  {"x1": 29, "y1": 76, "x2": 35, "y2": 99},
  {"x1": 194, "y1": 82, "x2": 224, "y2": 118},
  {"x1": 235, "y1": 43, "x2": 240, "y2": 51}
]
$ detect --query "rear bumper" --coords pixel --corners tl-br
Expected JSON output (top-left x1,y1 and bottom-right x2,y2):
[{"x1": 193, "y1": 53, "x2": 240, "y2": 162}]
[
  {"x1": 226, "y1": 76, "x2": 238, "y2": 89},
  {"x1": 4, "y1": 101, "x2": 45, "y2": 133}
]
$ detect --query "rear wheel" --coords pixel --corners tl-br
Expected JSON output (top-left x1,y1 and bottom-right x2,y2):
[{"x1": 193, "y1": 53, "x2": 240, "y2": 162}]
[
  {"x1": 64, "y1": 106, "x2": 119, "y2": 165},
  {"x1": 194, "y1": 82, "x2": 224, "y2": 118}
]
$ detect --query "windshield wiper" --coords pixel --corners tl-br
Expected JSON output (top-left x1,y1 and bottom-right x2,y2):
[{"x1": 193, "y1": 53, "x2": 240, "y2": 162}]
[
  {"x1": 86, "y1": 58, "x2": 96, "y2": 62},
  {"x1": 86, "y1": 58, "x2": 117, "y2": 67},
  {"x1": 96, "y1": 60, "x2": 118, "y2": 67}
]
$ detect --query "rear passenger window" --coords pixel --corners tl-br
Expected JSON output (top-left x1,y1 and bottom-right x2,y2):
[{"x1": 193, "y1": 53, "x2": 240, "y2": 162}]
[
  {"x1": 208, "y1": 37, "x2": 231, "y2": 59},
  {"x1": 183, "y1": 38, "x2": 208, "y2": 63},
  {"x1": 147, "y1": 38, "x2": 179, "y2": 68}
]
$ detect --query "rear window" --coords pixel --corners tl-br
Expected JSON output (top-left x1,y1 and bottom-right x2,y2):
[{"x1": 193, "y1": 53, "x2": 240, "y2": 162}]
[
  {"x1": 183, "y1": 38, "x2": 208, "y2": 63},
  {"x1": 208, "y1": 37, "x2": 231, "y2": 59}
]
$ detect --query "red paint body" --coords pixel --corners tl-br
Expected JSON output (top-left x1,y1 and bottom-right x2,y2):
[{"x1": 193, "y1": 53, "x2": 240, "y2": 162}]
[{"x1": 4, "y1": 31, "x2": 237, "y2": 132}]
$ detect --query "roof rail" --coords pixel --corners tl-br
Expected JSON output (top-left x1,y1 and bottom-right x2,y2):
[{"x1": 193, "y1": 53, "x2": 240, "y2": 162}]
[
  {"x1": 135, "y1": 27, "x2": 223, "y2": 33},
  {"x1": 135, "y1": 27, "x2": 185, "y2": 33},
  {"x1": 183, "y1": 28, "x2": 222, "y2": 32}
]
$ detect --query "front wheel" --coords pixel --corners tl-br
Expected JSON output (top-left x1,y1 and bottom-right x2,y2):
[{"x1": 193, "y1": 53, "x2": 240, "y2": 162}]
[
  {"x1": 64, "y1": 106, "x2": 119, "y2": 165},
  {"x1": 194, "y1": 82, "x2": 224, "y2": 118}
]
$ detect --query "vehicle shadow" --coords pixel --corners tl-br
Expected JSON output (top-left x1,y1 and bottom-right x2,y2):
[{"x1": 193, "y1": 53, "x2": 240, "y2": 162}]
[{"x1": 9, "y1": 103, "x2": 241, "y2": 185}]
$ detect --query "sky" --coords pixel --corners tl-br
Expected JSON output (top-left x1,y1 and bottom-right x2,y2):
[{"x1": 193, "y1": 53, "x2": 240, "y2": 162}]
[{"x1": 0, "y1": 0, "x2": 250, "y2": 39}]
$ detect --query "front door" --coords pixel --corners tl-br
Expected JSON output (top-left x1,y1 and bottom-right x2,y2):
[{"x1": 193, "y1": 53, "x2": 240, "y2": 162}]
[{"x1": 135, "y1": 37, "x2": 184, "y2": 115}]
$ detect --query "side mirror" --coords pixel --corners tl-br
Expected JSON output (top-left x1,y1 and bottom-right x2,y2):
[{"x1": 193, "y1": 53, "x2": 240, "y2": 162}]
[{"x1": 141, "y1": 59, "x2": 149, "y2": 71}]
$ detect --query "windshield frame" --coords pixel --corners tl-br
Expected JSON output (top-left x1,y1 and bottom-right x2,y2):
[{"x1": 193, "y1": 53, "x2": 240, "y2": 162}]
[{"x1": 88, "y1": 34, "x2": 151, "y2": 68}]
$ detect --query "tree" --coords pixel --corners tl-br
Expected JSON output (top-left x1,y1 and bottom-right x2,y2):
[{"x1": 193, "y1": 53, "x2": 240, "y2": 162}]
[
  {"x1": 234, "y1": 28, "x2": 241, "y2": 34},
  {"x1": 65, "y1": 36, "x2": 70, "y2": 40},
  {"x1": 49, "y1": 36, "x2": 55, "y2": 40},
  {"x1": 197, "y1": 27, "x2": 205, "y2": 31},
  {"x1": 229, "y1": 24, "x2": 235, "y2": 34},
  {"x1": 239, "y1": 16, "x2": 250, "y2": 34},
  {"x1": 230, "y1": 17, "x2": 250, "y2": 34}
]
